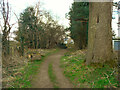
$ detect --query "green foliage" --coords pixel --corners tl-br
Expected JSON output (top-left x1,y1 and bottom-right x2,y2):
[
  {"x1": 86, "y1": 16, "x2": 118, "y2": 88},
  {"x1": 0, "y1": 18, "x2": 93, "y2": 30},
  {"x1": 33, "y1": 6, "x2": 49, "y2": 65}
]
[
  {"x1": 68, "y1": 2, "x2": 89, "y2": 49},
  {"x1": 61, "y1": 51, "x2": 119, "y2": 88},
  {"x1": 14, "y1": 7, "x2": 65, "y2": 50},
  {"x1": 17, "y1": 7, "x2": 39, "y2": 49}
]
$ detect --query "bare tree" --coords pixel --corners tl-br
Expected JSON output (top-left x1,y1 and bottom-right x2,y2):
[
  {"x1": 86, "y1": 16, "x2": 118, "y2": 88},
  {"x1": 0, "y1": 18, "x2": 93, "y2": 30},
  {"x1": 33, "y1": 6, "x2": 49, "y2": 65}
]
[{"x1": 0, "y1": 0, "x2": 14, "y2": 56}]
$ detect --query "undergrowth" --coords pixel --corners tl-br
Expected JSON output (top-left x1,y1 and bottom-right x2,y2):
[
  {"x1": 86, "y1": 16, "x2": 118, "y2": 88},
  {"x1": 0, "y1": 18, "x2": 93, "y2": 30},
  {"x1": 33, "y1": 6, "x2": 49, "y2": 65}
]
[
  {"x1": 8, "y1": 48, "x2": 59, "y2": 88},
  {"x1": 61, "y1": 50, "x2": 119, "y2": 88}
]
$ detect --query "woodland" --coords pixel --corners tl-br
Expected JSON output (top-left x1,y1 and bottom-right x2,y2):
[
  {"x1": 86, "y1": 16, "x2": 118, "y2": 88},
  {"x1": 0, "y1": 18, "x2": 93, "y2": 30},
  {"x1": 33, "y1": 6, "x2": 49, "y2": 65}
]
[{"x1": 0, "y1": 0, "x2": 119, "y2": 88}]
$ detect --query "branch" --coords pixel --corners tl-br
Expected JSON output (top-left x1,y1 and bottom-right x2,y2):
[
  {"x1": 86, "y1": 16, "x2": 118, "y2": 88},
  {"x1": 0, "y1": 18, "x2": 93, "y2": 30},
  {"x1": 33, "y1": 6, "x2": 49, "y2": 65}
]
[
  {"x1": 7, "y1": 22, "x2": 16, "y2": 34},
  {"x1": 104, "y1": 73, "x2": 117, "y2": 88},
  {"x1": 6, "y1": 0, "x2": 9, "y2": 24},
  {"x1": 13, "y1": 12, "x2": 19, "y2": 21}
]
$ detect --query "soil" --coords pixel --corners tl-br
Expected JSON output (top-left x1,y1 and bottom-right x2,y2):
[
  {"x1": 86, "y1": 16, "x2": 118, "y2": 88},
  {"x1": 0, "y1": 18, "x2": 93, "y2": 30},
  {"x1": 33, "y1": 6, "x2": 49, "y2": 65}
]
[{"x1": 31, "y1": 49, "x2": 73, "y2": 88}]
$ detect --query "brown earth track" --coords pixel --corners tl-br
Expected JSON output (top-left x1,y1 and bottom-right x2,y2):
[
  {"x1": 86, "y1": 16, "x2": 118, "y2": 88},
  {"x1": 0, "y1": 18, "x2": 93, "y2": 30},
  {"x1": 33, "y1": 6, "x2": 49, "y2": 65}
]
[{"x1": 31, "y1": 49, "x2": 73, "y2": 88}]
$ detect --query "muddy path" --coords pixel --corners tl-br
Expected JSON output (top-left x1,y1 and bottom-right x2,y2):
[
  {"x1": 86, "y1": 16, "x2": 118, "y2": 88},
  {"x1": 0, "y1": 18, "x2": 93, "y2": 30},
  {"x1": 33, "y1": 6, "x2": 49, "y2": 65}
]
[{"x1": 31, "y1": 49, "x2": 73, "y2": 88}]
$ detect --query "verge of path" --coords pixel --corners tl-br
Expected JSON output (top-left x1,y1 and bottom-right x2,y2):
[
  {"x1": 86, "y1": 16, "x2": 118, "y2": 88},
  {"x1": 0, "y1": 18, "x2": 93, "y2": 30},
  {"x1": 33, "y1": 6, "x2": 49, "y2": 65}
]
[
  {"x1": 31, "y1": 55, "x2": 54, "y2": 88},
  {"x1": 31, "y1": 49, "x2": 73, "y2": 88},
  {"x1": 52, "y1": 49, "x2": 73, "y2": 88}
]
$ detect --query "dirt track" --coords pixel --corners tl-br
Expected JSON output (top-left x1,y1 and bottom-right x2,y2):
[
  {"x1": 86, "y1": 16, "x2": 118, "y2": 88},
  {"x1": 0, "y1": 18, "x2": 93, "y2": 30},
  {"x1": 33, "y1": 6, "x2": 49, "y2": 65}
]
[{"x1": 31, "y1": 49, "x2": 73, "y2": 88}]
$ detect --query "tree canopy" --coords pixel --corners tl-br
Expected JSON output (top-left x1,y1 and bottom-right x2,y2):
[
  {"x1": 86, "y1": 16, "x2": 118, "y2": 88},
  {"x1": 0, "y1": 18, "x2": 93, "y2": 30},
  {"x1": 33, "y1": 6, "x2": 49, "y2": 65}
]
[
  {"x1": 14, "y1": 6, "x2": 65, "y2": 55},
  {"x1": 68, "y1": 2, "x2": 89, "y2": 49}
]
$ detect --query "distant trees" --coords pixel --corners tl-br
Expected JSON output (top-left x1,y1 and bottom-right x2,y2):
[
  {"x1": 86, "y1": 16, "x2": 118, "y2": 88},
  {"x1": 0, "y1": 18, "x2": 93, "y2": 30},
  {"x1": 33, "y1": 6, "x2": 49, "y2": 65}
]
[
  {"x1": 68, "y1": 2, "x2": 89, "y2": 49},
  {"x1": 14, "y1": 6, "x2": 65, "y2": 55},
  {"x1": 14, "y1": 7, "x2": 37, "y2": 56},
  {"x1": 86, "y1": 2, "x2": 114, "y2": 65},
  {"x1": 41, "y1": 12, "x2": 65, "y2": 49}
]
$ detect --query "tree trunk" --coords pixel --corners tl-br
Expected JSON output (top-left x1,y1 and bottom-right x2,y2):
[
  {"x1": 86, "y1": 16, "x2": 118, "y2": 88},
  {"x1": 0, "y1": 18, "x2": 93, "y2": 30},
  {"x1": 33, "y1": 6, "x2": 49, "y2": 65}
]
[
  {"x1": 86, "y1": 2, "x2": 114, "y2": 65},
  {"x1": 20, "y1": 37, "x2": 24, "y2": 56},
  {"x1": 2, "y1": 31, "x2": 9, "y2": 56},
  {"x1": 74, "y1": 39, "x2": 81, "y2": 50},
  {"x1": 82, "y1": 22, "x2": 88, "y2": 48}
]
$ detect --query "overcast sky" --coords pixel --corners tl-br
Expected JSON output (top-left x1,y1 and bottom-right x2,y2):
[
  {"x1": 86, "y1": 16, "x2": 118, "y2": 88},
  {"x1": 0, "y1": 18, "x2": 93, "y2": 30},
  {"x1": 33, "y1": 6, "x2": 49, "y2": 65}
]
[
  {"x1": 7, "y1": 0, "x2": 73, "y2": 39},
  {"x1": 8, "y1": 0, "x2": 73, "y2": 28},
  {"x1": 2, "y1": 0, "x2": 120, "y2": 38}
]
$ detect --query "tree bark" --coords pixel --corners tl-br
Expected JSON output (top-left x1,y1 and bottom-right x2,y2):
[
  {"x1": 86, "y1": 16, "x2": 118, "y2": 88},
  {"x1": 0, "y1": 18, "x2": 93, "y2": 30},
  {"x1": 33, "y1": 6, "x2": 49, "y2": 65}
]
[{"x1": 86, "y1": 2, "x2": 114, "y2": 65}]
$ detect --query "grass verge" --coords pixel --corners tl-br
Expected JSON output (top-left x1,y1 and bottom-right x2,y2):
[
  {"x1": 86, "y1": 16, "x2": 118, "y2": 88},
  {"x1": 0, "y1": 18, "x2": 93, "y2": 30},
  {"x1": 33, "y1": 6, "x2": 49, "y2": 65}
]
[
  {"x1": 9, "y1": 48, "x2": 59, "y2": 88},
  {"x1": 48, "y1": 63, "x2": 59, "y2": 88},
  {"x1": 60, "y1": 50, "x2": 119, "y2": 88}
]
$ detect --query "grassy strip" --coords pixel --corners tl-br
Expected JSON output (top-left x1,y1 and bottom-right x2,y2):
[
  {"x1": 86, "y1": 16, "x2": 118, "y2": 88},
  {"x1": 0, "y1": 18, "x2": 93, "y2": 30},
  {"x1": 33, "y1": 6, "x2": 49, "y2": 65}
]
[
  {"x1": 61, "y1": 50, "x2": 119, "y2": 88},
  {"x1": 48, "y1": 63, "x2": 59, "y2": 88},
  {"x1": 9, "y1": 48, "x2": 59, "y2": 88}
]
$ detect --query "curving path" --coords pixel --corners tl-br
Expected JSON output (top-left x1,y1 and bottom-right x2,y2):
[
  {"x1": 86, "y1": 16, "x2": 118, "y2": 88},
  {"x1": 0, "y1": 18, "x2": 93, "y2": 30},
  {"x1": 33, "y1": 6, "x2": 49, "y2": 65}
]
[{"x1": 31, "y1": 49, "x2": 73, "y2": 88}]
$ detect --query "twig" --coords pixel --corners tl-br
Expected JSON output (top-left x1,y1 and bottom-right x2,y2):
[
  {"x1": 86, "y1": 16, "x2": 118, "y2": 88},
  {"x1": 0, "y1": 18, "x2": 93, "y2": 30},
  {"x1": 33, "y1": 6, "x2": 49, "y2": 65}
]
[
  {"x1": 104, "y1": 73, "x2": 117, "y2": 88},
  {"x1": 110, "y1": 69, "x2": 116, "y2": 76}
]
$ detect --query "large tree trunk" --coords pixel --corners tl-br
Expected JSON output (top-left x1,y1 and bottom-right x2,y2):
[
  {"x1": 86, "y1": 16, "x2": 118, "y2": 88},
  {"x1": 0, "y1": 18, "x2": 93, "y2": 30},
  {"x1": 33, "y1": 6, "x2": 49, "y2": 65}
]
[{"x1": 86, "y1": 2, "x2": 114, "y2": 65}]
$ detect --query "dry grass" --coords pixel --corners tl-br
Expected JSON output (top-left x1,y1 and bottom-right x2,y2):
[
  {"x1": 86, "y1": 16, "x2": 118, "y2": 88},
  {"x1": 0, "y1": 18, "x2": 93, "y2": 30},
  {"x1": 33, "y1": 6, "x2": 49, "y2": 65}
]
[{"x1": 2, "y1": 47, "x2": 58, "y2": 88}]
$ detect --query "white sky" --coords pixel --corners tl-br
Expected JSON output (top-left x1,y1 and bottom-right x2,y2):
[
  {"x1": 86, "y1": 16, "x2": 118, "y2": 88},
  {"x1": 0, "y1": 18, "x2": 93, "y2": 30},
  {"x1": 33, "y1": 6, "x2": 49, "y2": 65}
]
[
  {"x1": 112, "y1": 4, "x2": 118, "y2": 37},
  {"x1": 8, "y1": 0, "x2": 73, "y2": 27},
  {"x1": 7, "y1": 0, "x2": 73, "y2": 39},
  {"x1": 2, "y1": 0, "x2": 120, "y2": 38}
]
